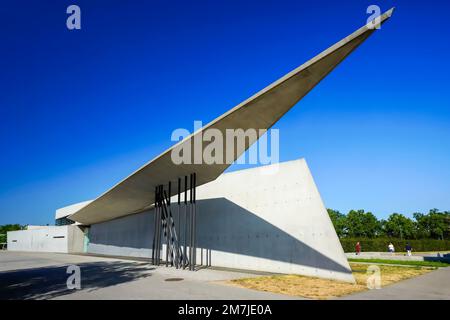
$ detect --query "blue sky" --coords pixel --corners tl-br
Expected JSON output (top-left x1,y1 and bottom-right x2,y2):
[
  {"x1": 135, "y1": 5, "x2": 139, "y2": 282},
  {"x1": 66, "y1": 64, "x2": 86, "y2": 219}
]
[{"x1": 1, "y1": 0, "x2": 449, "y2": 225}]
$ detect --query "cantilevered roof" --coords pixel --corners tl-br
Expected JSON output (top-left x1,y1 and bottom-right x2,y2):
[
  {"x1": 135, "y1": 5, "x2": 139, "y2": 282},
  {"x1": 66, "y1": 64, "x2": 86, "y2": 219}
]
[{"x1": 69, "y1": 8, "x2": 394, "y2": 225}]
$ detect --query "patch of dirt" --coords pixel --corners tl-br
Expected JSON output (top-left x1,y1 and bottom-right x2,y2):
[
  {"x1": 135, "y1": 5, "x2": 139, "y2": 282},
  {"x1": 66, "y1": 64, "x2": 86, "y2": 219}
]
[{"x1": 224, "y1": 263, "x2": 433, "y2": 300}]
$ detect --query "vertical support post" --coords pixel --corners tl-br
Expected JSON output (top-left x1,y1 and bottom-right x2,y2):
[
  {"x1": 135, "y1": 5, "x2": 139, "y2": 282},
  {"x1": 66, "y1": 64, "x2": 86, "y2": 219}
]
[
  {"x1": 162, "y1": 191, "x2": 176, "y2": 267},
  {"x1": 158, "y1": 186, "x2": 163, "y2": 264},
  {"x1": 155, "y1": 186, "x2": 161, "y2": 265},
  {"x1": 189, "y1": 173, "x2": 194, "y2": 270},
  {"x1": 177, "y1": 177, "x2": 181, "y2": 269},
  {"x1": 162, "y1": 185, "x2": 168, "y2": 267},
  {"x1": 151, "y1": 175, "x2": 197, "y2": 271},
  {"x1": 193, "y1": 172, "x2": 197, "y2": 269},
  {"x1": 158, "y1": 185, "x2": 165, "y2": 265},
  {"x1": 155, "y1": 187, "x2": 161, "y2": 265},
  {"x1": 167, "y1": 182, "x2": 172, "y2": 266},
  {"x1": 152, "y1": 186, "x2": 157, "y2": 265},
  {"x1": 183, "y1": 175, "x2": 188, "y2": 269}
]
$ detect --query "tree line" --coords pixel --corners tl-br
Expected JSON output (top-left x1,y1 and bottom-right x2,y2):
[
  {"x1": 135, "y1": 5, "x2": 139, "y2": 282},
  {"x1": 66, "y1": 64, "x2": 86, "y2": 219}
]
[{"x1": 327, "y1": 208, "x2": 450, "y2": 240}]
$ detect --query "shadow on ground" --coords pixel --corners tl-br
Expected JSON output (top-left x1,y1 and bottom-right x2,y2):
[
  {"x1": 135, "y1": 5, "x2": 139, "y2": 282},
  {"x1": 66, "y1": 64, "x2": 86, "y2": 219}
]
[{"x1": 0, "y1": 261, "x2": 154, "y2": 300}]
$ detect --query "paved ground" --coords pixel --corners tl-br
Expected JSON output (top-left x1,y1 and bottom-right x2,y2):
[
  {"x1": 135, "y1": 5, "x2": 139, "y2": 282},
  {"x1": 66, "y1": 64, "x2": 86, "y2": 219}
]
[
  {"x1": 341, "y1": 266, "x2": 450, "y2": 300},
  {"x1": 0, "y1": 251, "x2": 299, "y2": 300},
  {"x1": 2, "y1": 251, "x2": 448, "y2": 300}
]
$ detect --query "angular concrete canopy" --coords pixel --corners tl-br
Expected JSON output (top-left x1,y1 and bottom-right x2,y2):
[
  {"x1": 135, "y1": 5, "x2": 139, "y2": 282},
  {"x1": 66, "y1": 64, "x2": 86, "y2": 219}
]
[{"x1": 70, "y1": 8, "x2": 394, "y2": 225}]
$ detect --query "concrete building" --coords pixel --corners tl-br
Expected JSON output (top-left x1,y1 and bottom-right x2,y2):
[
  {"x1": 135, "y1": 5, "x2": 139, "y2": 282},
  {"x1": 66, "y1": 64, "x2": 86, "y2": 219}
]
[
  {"x1": 7, "y1": 225, "x2": 85, "y2": 254},
  {"x1": 7, "y1": 159, "x2": 354, "y2": 282},
  {"x1": 86, "y1": 159, "x2": 353, "y2": 282},
  {"x1": 7, "y1": 9, "x2": 394, "y2": 283}
]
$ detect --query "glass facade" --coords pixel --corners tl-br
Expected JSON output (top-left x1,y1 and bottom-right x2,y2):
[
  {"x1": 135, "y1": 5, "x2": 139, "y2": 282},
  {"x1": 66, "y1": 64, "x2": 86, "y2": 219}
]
[{"x1": 55, "y1": 217, "x2": 74, "y2": 226}]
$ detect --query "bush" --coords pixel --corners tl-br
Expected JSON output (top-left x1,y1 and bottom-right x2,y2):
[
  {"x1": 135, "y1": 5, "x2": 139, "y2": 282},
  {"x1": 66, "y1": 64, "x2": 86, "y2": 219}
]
[{"x1": 340, "y1": 238, "x2": 450, "y2": 253}]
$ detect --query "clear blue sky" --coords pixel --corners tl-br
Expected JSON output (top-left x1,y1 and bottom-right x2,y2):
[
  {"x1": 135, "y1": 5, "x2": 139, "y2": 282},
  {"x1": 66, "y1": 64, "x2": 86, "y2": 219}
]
[{"x1": 1, "y1": 0, "x2": 449, "y2": 225}]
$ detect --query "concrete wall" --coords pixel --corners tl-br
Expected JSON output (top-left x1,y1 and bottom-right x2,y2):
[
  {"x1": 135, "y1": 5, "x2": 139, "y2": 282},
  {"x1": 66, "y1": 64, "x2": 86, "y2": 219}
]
[
  {"x1": 7, "y1": 225, "x2": 85, "y2": 253},
  {"x1": 88, "y1": 211, "x2": 154, "y2": 258},
  {"x1": 8, "y1": 226, "x2": 69, "y2": 253},
  {"x1": 67, "y1": 226, "x2": 85, "y2": 253},
  {"x1": 88, "y1": 159, "x2": 354, "y2": 282},
  {"x1": 26, "y1": 225, "x2": 50, "y2": 230}
]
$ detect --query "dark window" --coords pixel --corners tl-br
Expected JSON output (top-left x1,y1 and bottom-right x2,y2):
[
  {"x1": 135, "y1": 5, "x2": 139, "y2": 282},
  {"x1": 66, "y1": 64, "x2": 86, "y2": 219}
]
[{"x1": 55, "y1": 217, "x2": 74, "y2": 226}]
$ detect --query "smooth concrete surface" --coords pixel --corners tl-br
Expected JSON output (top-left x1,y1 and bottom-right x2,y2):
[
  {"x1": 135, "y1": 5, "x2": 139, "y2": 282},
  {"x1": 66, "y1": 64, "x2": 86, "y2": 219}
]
[
  {"x1": 0, "y1": 251, "x2": 299, "y2": 300},
  {"x1": 55, "y1": 200, "x2": 92, "y2": 219},
  {"x1": 88, "y1": 159, "x2": 354, "y2": 282},
  {"x1": 7, "y1": 226, "x2": 85, "y2": 254},
  {"x1": 26, "y1": 225, "x2": 51, "y2": 230},
  {"x1": 69, "y1": 9, "x2": 394, "y2": 225},
  {"x1": 68, "y1": 226, "x2": 85, "y2": 253},
  {"x1": 340, "y1": 267, "x2": 450, "y2": 300}
]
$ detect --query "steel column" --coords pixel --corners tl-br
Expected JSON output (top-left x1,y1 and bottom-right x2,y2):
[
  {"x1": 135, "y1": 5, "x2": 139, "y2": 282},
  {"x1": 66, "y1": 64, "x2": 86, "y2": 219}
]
[
  {"x1": 151, "y1": 173, "x2": 197, "y2": 271},
  {"x1": 176, "y1": 178, "x2": 181, "y2": 269},
  {"x1": 183, "y1": 175, "x2": 188, "y2": 269},
  {"x1": 193, "y1": 172, "x2": 197, "y2": 269}
]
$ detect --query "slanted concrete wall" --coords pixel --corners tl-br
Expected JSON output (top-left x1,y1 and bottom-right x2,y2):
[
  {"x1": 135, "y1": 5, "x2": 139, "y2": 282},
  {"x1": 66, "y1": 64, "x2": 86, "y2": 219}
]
[
  {"x1": 88, "y1": 159, "x2": 354, "y2": 282},
  {"x1": 56, "y1": 200, "x2": 92, "y2": 220},
  {"x1": 7, "y1": 225, "x2": 85, "y2": 253},
  {"x1": 88, "y1": 211, "x2": 154, "y2": 258}
]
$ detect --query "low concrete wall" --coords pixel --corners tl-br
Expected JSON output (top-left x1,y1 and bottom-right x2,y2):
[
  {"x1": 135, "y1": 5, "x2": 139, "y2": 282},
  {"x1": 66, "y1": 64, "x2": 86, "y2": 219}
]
[
  {"x1": 346, "y1": 252, "x2": 450, "y2": 262},
  {"x1": 8, "y1": 226, "x2": 69, "y2": 253},
  {"x1": 88, "y1": 159, "x2": 354, "y2": 282},
  {"x1": 7, "y1": 225, "x2": 85, "y2": 253}
]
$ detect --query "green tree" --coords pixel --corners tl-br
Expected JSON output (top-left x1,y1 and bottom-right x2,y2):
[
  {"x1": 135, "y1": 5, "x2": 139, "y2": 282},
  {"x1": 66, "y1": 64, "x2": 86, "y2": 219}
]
[
  {"x1": 383, "y1": 213, "x2": 416, "y2": 239},
  {"x1": 445, "y1": 213, "x2": 450, "y2": 239},
  {"x1": 0, "y1": 224, "x2": 25, "y2": 244},
  {"x1": 414, "y1": 209, "x2": 450, "y2": 240},
  {"x1": 0, "y1": 224, "x2": 25, "y2": 233},
  {"x1": 327, "y1": 209, "x2": 347, "y2": 237},
  {"x1": 345, "y1": 209, "x2": 381, "y2": 238}
]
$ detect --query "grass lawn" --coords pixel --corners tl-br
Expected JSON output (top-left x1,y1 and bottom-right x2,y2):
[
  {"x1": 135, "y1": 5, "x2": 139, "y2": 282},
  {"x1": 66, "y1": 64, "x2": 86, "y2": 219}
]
[
  {"x1": 225, "y1": 263, "x2": 434, "y2": 300},
  {"x1": 348, "y1": 258, "x2": 449, "y2": 268}
]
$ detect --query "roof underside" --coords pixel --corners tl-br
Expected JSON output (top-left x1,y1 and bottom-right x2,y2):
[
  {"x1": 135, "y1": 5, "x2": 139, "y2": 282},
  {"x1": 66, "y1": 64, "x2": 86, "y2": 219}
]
[{"x1": 69, "y1": 9, "x2": 393, "y2": 225}]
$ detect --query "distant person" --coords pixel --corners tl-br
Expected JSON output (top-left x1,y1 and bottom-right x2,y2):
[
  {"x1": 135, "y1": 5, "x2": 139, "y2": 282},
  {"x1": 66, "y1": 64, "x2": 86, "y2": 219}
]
[
  {"x1": 388, "y1": 242, "x2": 395, "y2": 254},
  {"x1": 355, "y1": 242, "x2": 361, "y2": 255},
  {"x1": 405, "y1": 243, "x2": 412, "y2": 256}
]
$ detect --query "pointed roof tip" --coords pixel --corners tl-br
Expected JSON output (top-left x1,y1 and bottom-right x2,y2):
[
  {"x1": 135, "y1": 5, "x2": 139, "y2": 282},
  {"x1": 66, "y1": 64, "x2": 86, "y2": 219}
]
[
  {"x1": 368, "y1": 6, "x2": 395, "y2": 28},
  {"x1": 385, "y1": 7, "x2": 395, "y2": 18}
]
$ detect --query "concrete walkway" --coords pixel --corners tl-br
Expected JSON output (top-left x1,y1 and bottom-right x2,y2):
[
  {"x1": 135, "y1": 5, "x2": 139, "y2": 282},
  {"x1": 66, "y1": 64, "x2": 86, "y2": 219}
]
[
  {"x1": 0, "y1": 251, "x2": 299, "y2": 300},
  {"x1": 346, "y1": 251, "x2": 450, "y2": 262},
  {"x1": 341, "y1": 267, "x2": 450, "y2": 300},
  {"x1": 3, "y1": 251, "x2": 448, "y2": 300}
]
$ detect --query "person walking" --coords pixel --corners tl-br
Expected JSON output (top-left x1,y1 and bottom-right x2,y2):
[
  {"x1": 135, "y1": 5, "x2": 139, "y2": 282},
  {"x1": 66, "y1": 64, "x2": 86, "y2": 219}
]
[
  {"x1": 355, "y1": 241, "x2": 361, "y2": 255},
  {"x1": 405, "y1": 243, "x2": 412, "y2": 256},
  {"x1": 388, "y1": 242, "x2": 395, "y2": 254}
]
